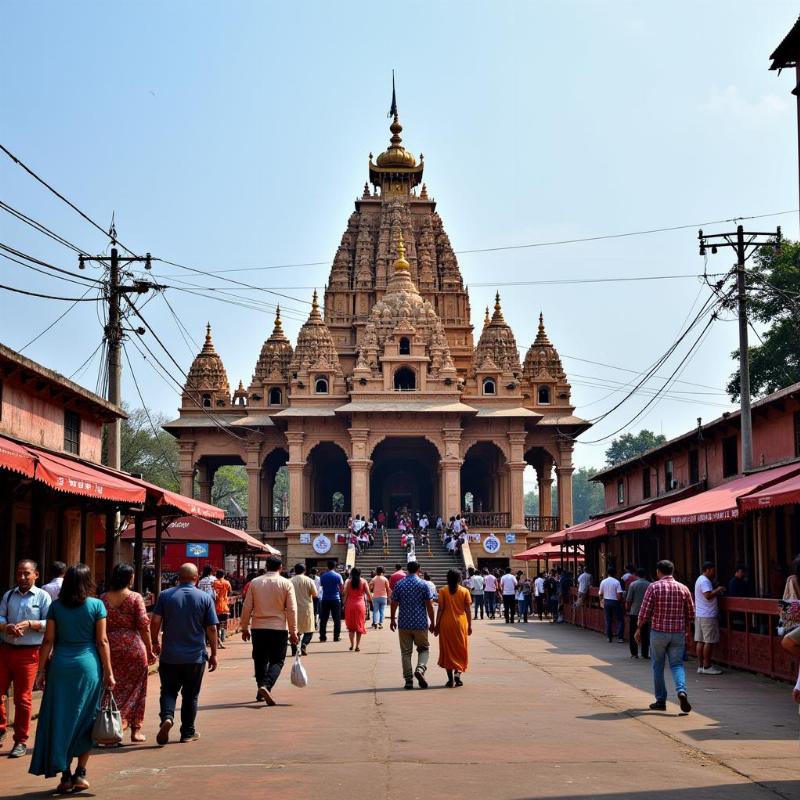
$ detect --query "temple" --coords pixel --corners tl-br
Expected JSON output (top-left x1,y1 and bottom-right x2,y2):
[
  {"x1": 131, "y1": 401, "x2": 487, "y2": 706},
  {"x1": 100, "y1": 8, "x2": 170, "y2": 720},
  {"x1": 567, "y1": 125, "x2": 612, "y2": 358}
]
[{"x1": 165, "y1": 99, "x2": 590, "y2": 566}]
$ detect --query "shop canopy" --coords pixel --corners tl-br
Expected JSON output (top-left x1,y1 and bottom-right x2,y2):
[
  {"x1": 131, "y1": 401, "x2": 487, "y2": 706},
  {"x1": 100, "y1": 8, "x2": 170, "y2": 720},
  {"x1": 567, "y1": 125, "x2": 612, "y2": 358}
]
[
  {"x1": 0, "y1": 435, "x2": 36, "y2": 478},
  {"x1": 544, "y1": 517, "x2": 597, "y2": 545},
  {"x1": 616, "y1": 462, "x2": 800, "y2": 532},
  {"x1": 514, "y1": 542, "x2": 584, "y2": 561},
  {"x1": 124, "y1": 516, "x2": 278, "y2": 553},
  {"x1": 739, "y1": 470, "x2": 800, "y2": 513}
]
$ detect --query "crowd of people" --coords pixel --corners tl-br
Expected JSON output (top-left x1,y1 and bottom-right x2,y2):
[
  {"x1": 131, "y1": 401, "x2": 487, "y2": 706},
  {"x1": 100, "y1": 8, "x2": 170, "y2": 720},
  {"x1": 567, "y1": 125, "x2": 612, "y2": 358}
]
[{"x1": 5, "y1": 547, "x2": 800, "y2": 793}]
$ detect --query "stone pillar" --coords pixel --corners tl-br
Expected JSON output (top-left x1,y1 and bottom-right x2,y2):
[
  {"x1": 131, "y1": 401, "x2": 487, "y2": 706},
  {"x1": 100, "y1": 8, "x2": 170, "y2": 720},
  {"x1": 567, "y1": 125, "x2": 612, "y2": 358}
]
[
  {"x1": 196, "y1": 461, "x2": 212, "y2": 504},
  {"x1": 537, "y1": 463, "x2": 553, "y2": 518},
  {"x1": 260, "y1": 472, "x2": 274, "y2": 521},
  {"x1": 286, "y1": 431, "x2": 305, "y2": 533},
  {"x1": 245, "y1": 442, "x2": 262, "y2": 534},
  {"x1": 442, "y1": 427, "x2": 463, "y2": 519},
  {"x1": 556, "y1": 440, "x2": 575, "y2": 528},
  {"x1": 507, "y1": 431, "x2": 527, "y2": 532},
  {"x1": 348, "y1": 428, "x2": 370, "y2": 517},
  {"x1": 177, "y1": 439, "x2": 196, "y2": 498}
]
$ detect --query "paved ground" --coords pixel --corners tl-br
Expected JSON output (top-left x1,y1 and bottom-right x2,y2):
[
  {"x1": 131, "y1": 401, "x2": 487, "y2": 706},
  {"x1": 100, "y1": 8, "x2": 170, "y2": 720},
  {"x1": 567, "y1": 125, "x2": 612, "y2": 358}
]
[{"x1": 2, "y1": 617, "x2": 799, "y2": 800}]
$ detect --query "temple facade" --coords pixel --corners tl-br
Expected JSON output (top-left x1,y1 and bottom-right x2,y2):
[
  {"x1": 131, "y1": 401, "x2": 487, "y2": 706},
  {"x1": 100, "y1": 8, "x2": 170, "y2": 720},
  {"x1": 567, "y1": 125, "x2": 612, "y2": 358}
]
[{"x1": 165, "y1": 103, "x2": 589, "y2": 565}]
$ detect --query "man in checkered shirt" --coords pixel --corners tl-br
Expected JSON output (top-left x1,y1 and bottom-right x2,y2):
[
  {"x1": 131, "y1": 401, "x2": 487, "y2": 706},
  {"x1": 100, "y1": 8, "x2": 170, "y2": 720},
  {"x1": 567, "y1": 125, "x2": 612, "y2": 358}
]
[{"x1": 636, "y1": 559, "x2": 695, "y2": 714}]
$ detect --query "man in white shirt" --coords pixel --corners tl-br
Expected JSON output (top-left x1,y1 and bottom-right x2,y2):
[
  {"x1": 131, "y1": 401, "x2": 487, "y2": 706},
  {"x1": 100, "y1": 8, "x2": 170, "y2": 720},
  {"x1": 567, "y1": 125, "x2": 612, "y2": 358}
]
[
  {"x1": 694, "y1": 561, "x2": 725, "y2": 675},
  {"x1": 575, "y1": 566, "x2": 593, "y2": 627},
  {"x1": 483, "y1": 570, "x2": 498, "y2": 619},
  {"x1": 41, "y1": 561, "x2": 66, "y2": 600},
  {"x1": 598, "y1": 567, "x2": 625, "y2": 643},
  {"x1": 534, "y1": 573, "x2": 546, "y2": 620},
  {"x1": 499, "y1": 567, "x2": 518, "y2": 624},
  {"x1": 466, "y1": 568, "x2": 485, "y2": 620}
]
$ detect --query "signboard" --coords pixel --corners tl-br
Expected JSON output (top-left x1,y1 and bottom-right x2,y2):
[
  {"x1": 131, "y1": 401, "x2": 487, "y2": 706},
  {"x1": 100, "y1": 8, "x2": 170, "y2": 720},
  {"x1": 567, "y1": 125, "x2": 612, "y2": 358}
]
[
  {"x1": 505, "y1": 533, "x2": 516, "y2": 544},
  {"x1": 483, "y1": 534, "x2": 501, "y2": 554},
  {"x1": 186, "y1": 542, "x2": 209, "y2": 558},
  {"x1": 299, "y1": 533, "x2": 311, "y2": 544},
  {"x1": 466, "y1": 533, "x2": 481, "y2": 543},
  {"x1": 313, "y1": 534, "x2": 332, "y2": 554}
]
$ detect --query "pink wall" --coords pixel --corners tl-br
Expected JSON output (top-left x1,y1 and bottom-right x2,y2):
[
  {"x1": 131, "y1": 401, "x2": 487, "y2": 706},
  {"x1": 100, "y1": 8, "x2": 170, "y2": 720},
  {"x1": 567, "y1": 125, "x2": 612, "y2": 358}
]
[{"x1": 0, "y1": 379, "x2": 104, "y2": 462}]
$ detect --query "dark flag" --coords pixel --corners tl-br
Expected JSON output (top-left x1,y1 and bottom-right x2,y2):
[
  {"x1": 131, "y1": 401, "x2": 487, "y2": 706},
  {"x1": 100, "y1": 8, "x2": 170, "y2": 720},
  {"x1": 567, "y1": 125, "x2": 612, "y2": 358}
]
[{"x1": 388, "y1": 70, "x2": 397, "y2": 118}]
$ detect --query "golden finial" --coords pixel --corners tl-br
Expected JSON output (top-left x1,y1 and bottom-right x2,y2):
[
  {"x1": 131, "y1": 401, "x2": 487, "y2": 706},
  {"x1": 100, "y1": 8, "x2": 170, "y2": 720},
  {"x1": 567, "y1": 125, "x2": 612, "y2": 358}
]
[
  {"x1": 308, "y1": 290, "x2": 322, "y2": 321},
  {"x1": 273, "y1": 305, "x2": 284, "y2": 334},
  {"x1": 394, "y1": 232, "x2": 410, "y2": 273},
  {"x1": 494, "y1": 291, "x2": 501, "y2": 313},
  {"x1": 483, "y1": 306, "x2": 490, "y2": 327}
]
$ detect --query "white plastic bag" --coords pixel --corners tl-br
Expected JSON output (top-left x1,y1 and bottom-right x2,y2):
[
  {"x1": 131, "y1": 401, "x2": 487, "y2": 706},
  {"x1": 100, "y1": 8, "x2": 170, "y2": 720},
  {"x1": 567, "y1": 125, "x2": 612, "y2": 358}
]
[{"x1": 290, "y1": 652, "x2": 308, "y2": 688}]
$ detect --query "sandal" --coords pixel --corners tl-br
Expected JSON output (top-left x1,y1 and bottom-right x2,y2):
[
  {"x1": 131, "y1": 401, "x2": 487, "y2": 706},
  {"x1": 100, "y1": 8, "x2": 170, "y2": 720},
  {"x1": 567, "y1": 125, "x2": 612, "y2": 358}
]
[
  {"x1": 72, "y1": 767, "x2": 90, "y2": 792},
  {"x1": 56, "y1": 771, "x2": 73, "y2": 794},
  {"x1": 355, "y1": 647, "x2": 360, "y2": 652}
]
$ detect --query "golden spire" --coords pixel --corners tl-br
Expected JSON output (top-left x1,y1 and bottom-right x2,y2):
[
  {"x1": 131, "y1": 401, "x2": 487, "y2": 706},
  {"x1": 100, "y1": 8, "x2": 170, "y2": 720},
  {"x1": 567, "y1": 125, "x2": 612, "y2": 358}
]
[
  {"x1": 308, "y1": 289, "x2": 323, "y2": 321},
  {"x1": 483, "y1": 306, "x2": 491, "y2": 327},
  {"x1": 394, "y1": 233, "x2": 410, "y2": 273},
  {"x1": 490, "y1": 291, "x2": 506, "y2": 325}
]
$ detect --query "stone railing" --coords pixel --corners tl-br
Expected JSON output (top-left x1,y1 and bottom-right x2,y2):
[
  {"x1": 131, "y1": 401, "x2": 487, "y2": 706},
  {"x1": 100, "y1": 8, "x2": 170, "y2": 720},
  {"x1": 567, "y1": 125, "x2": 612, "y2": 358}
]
[
  {"x1": 223, "y1": 516, "x2": 248, "y2": 530},
  {"x1": 524, "y1": 515, "x2": 561, "y2": 532},
  {"x1": 463, "y1": 511, "x2": 511, "y2": 528},
  {"x1": 260, "y1": 516, "x2": 290, "y2": 533},
  {"x1": 303, "y1": 511, "x2": 351, "y2": 529}
]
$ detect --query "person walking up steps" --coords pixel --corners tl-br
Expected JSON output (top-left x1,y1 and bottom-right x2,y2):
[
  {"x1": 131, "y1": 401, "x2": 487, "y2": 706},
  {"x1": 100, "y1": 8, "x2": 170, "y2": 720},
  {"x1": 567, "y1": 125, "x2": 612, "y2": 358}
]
[
  {"x1": 241, "y1": 555, "x2": 298, "y2": 706},
  {"x1": 390, "y1": 561, "x2": 435, "y2": 690}
]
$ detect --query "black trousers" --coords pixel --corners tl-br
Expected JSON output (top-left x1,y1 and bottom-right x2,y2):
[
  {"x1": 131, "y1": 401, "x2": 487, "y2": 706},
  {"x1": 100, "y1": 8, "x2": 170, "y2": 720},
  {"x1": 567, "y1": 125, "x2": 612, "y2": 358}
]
[
  {"x1": 630, "y1": 616, "x2": 650, "y2": 658},
  {"x1": 251, "y1": 629, "x2": 289, "y2": 690},
  {"x1": 534, "y1": 595, "x2": 544, "y2": 619},
  {"x1": 159, "y1": 661, "x2": 206, "y2": 737},
  {"x1": 319, "y1": 599, "x2": 341, "y2": 641},
  {"x1": 502, "y1": 594, "x2": 516, "y2": 623}
]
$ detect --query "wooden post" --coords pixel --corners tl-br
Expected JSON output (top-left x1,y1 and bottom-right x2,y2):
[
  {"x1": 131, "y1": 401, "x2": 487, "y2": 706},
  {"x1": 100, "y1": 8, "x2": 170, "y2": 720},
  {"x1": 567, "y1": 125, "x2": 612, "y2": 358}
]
[
  {"x1": 105, "y1": 508, "x2": 116, "y2": 587},
  {"x1": 133, "y1": 512, "x2": 144, "y2": 593},
  {"x1": 79, "y1": 505, "x2": 88, "y2": 564},
  {"x1": 154, "y1": 513, "x2": 164, "y2": 601}
]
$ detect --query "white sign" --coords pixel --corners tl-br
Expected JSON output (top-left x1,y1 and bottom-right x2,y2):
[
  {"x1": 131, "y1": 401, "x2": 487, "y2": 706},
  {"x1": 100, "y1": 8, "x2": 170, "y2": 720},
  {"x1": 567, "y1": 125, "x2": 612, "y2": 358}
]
[
  {"x1": 312, "y1": 534, "x2": 331, "y2": 554},
  {"x1": 505, "y1": 533, "x2": 516, "y2": 544},
  {"x1": 299, "y1": 533, "x2": 311, "y2": 544},
  {"x1": 467, "y1": 533, "x2": 481, "y2": 543},
  {"x1": 483, "y1": 534, "x2": 501, "y2": 554}
]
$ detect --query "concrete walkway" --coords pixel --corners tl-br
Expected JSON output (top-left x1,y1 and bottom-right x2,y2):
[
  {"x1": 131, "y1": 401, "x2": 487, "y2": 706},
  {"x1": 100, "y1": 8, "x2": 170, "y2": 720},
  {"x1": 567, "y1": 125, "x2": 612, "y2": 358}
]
[{"x1": 2, "y1": 618, "x2": 799, "y2": 800}]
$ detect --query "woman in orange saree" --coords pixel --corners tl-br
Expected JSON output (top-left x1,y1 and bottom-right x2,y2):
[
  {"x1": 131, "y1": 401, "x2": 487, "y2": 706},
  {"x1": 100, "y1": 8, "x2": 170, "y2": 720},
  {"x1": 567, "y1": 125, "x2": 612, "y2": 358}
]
[{"x1": 434, "y1": 569, "x2": 472, "y2": 687}]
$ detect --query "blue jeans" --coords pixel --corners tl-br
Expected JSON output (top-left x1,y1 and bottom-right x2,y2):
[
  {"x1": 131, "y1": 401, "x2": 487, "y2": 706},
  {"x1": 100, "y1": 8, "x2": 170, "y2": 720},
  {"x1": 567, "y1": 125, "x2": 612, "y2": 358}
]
[
  {"x1": 603, "y1": 599, "x2": 625, "y2": 640},
  {"x1": 485, "y1": 593, "x2": 497, "y2": 616},
  {"x1": 372, "y1": 597, "x2": 387, "y2": 625},
  {"x1": 650, "y1": 631, "x2": 687, "y2": 703}
]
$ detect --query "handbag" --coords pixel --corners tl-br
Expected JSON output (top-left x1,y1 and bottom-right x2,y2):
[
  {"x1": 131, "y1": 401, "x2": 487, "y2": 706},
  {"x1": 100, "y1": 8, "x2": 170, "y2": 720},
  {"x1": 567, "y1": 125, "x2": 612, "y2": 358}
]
[
  {"x1": 290, "y1": 651, "x2": 309, "y2": 688},
  {"x1": 92, "y1": 690, "x2": 123, "y2": 745},
  {"x1": 778, "y1": 600, "x2": 800, "y2": 636}
]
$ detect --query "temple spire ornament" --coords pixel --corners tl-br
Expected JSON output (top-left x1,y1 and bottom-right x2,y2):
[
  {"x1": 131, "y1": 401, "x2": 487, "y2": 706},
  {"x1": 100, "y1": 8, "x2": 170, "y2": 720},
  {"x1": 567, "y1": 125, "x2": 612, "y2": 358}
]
[{"x1": 394, "y1": 233, "x2": 410, "y2": 273}]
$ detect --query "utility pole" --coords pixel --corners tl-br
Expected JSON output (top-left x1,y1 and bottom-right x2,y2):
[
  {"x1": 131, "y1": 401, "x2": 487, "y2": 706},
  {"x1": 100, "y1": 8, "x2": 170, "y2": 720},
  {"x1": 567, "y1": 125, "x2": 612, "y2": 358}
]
[
  {"x1": 698, "y1": 225, "x2": 782, "y2": 472},
  {"x1": 79, "y1": 241, "x2": 154, "y2": 470}
]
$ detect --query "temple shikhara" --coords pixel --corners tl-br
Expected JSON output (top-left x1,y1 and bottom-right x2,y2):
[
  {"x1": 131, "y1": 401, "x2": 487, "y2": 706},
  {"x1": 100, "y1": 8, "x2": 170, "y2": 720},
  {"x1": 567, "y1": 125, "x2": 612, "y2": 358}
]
[{"x1": 165, "y1": 100, "x2": 589, "y2": 564}]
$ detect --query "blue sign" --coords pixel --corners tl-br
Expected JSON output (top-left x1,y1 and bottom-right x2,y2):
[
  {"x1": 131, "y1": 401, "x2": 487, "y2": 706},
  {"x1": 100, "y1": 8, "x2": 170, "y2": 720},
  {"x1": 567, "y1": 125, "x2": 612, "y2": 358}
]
[{"x1": 186, "y1": 542, "x2": 209, "y2": 558}]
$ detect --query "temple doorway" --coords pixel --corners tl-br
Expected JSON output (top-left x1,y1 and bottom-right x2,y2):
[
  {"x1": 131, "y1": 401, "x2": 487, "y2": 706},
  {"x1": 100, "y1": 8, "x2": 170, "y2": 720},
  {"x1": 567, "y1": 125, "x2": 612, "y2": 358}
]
[{"x1": 370, "y1": 437, "x2": 440, "y2": 524}]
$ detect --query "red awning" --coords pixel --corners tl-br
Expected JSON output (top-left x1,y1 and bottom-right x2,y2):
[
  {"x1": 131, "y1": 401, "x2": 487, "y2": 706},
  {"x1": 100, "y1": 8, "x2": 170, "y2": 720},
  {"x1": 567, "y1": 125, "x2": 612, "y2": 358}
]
[
  {"x1": 123, "y1": 516, "x2": 277, "y2": 553},
  {"x1": 514, "y1": 542, "x2": 584, "y2": 561},
  {"x1": 34, "y1": 449, "x2": 146, "y2": 504},
  {"x1": 0, "y1": 435, "x2": 36, "y2": 478},
  {"x1": 617, "y1": 462, "x2": 800, "y2": 531},
  {"x1": 543, "y1": 517, "x2": 596, "y2": 544},
  {"x1": 739, "y1": 470, "x2": 800, "y2": 513},
  {"x1": 121, "y1": 476, "x2": 223, "y2": 520}
]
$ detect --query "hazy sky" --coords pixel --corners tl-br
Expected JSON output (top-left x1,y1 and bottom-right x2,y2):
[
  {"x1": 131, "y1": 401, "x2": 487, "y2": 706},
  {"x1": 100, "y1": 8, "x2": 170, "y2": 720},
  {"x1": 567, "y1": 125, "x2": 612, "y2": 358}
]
[{"x1": 2, "y1": 1, "x2": 798, "y2": 481}]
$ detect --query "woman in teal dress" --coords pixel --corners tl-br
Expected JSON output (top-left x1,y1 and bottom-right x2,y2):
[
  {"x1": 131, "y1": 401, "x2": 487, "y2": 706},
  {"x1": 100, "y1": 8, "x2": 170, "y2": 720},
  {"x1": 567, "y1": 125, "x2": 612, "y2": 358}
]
[{"x1": 30, "y1": 563, "x2": 115, "y2": 793}]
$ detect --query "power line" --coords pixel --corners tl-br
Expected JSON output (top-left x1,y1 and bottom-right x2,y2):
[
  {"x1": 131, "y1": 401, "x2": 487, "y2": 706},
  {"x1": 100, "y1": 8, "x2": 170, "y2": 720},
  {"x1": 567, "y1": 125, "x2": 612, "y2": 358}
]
[
  {"x1": 0, "y1": 199, "x2": 90, "y2": 255},
  {"x1": 69, "y1": 340, "x2": 104, "y2": 381},
  {"x1": 0, "y1": 142, "x2": 138, "y2": 256},
  {"x1": 0, "y1": 282, "x2": 101, "y2": 301},
  {"x1": 18, "y1": 285, "x2": 98, "y2": 352},
  {"x1": 0, "y1": 242, "x2": 101, "y2": 285}
]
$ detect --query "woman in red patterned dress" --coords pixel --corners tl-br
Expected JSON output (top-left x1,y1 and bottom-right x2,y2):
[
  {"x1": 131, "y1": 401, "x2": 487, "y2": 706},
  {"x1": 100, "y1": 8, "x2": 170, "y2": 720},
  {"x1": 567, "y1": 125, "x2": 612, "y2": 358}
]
[{"x1": 101, "y1": 563, "x2": 155, "y2": 743}]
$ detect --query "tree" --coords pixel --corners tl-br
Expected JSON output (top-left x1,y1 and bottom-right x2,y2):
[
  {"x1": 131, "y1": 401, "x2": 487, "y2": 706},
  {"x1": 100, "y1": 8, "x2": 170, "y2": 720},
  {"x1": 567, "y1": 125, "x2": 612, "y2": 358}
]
[
  {"x1": 572, "y1": 467, "x2": 604, "y2": 523},
  {"x1": 524, "y1": 490, "x2": 538, "y2": 515},
  {"x1": 727, "y1": 240, "x2": 800, "y2": 400},
  {"x1": 605, "y1": 430, "x2": 666, "y2": 466},
  {"x1": 119, "y1": 405, "x2": 179, "y2": 491},
  {"x1": 211, "y1": 466, "x2": 248, "y2": 515},
  {"x1": 273, "y1": 466, "x2": 289, "y2": 515}
]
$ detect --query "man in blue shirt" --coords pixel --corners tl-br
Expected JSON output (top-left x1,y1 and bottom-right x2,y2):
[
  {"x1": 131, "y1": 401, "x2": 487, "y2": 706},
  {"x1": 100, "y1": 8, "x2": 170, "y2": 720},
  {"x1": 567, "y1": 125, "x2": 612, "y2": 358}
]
[
  {"x1": 390, "y1": 561, "x2": 435, "y2": 690},
  {"x1": 318, "y1": 560, "x2": 343, "y2": 642},
  {"x1": 0, "y1": 559, "x2": 51, "y2": 757},
  {"x1": 150, "y1": 563, "x2": 218, "y2": 745}
]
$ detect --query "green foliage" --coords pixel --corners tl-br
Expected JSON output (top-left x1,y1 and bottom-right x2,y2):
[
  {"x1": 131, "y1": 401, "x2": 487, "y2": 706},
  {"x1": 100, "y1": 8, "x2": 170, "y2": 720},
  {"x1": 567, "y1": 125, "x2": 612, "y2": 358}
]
[
  {"x1": 605, "y1": 430, "x2": 666, "y2": 466},
  {"x1": 572, "y1": 466, "x2": 604, "y2": 523},
  {"x1": 524, "y1": 490, "x2": 538, "y2": 515},
  {"x1": 273, "y1": 466, "x2": 289, "y2": 515},
  {"x1": 211, "y1": 465, "x2": 248, "y2": 514},
  {"x1": 728, "y1": 240, "x2": 800, "y2": 400},
  {"x1": 120, "y1": 405, "x2": 179, "y2": 491}
]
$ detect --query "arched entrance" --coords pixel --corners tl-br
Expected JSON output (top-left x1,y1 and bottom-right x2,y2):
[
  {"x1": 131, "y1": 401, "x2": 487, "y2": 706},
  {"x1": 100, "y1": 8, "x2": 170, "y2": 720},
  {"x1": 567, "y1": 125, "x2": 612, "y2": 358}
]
[
  {"x1": 261, "y1": 448, "x2": 289, "y2": 532},
  {"x1": 525, "y1": 446, "x2": 559, "y2": 533},
  {"x1": 461, "y1": 442, "x2": 509, "y2": 527},
  {"x1": 305, "y1": 442, "x2": 351, "y2": 526},
  {"x1": 370, "y1": 437, "x2": 440, "y2": 523}
]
